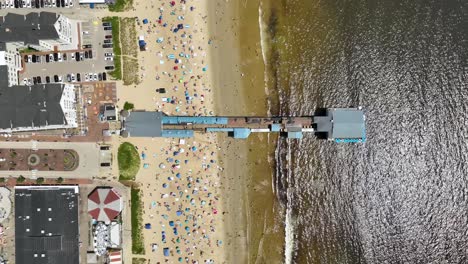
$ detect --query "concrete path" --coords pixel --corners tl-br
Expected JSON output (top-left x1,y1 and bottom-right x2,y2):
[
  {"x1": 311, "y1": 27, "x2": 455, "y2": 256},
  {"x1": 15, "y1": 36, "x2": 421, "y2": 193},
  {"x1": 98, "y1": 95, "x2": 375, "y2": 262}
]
[{"x1": 0, "y1": 141, "x2": 100, "y2": 179}]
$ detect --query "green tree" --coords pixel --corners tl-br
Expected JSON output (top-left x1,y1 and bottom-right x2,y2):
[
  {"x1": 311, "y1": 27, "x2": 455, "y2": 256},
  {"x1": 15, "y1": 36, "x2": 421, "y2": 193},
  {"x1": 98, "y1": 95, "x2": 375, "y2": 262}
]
[
  {"x1": 57, "y1": 177, "x2": 64, "y2": 183},
  {"x1": 36, "y1": 177, "x2": 45, "y2": 184},
  {"x1": 17, "y1": 176, "x2": 26, "y2": 183}
]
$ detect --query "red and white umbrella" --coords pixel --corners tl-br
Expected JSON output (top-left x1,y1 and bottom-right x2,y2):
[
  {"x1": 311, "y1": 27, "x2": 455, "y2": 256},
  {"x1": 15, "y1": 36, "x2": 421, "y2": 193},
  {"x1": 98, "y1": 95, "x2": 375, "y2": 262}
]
[{"x1": 88, "y1": 188, "x2": 123, "y2": 224}]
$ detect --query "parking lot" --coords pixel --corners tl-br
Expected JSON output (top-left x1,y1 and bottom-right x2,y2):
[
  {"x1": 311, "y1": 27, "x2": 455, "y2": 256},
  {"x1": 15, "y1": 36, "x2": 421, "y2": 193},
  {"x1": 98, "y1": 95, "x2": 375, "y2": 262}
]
[{"x1": 19, "y1": 20, "x2": 116, "y2": 85}]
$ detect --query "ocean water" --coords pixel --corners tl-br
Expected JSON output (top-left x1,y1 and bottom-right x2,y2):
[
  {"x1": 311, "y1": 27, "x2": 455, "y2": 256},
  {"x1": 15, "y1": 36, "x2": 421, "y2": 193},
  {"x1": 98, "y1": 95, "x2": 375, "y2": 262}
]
[{"x1": 260, "y1": 0, "x2": 468, "y2": 263}]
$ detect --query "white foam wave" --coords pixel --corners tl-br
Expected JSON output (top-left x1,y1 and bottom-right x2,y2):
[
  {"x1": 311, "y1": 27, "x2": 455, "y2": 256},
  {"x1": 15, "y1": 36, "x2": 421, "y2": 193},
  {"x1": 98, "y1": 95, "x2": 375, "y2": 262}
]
[{"x1": 258, "y1": 2, "x2": 272, "y2": 116}]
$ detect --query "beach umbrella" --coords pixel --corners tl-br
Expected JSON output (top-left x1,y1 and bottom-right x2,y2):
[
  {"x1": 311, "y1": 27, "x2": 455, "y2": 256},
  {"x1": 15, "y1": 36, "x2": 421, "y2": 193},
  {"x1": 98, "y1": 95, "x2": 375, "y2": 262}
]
[
  {"x1": 141, "y1": 152, "x2": 146, "y2": 159},
  {"x1": 175, "y1": 159, "x2": 180, "y2": 164},
  {"x1": 173, "y1": 151, "x2": 179, "y2": 156},
  {"x1": 173, "y1": 227, "x2": 178, "y2": 235},
  {"x1": 176, "y1": 210, "x2": 183, "y2": 216},
  {"x1": 184, "y1": 160, "x2": 188, "y2": 164},
  {"x1": 162, "y1": 183, "x2": 168, "y2": 188},
  {"x1": 176, "y1": 173, "x2": 181, "y2": 178},
  {"x1": 143, "y1": 18, "x2": 148, "y2": 24},
  {"x1": 191, "y1": 146, "x2": 197, "y2": 151},
  {"x1": 167, "y1": 157, "x2": 174, "y2": 162},
  {"x1": 179, "y1": 257, "x2": 183, "y2": 262},
  {"x1": 185, "y1": 226, "x2": 189, "y2": 231},
  {"x1": 143, "y1": 163, "x2": 149, "y2": 169},
  {"x1": 169, "y1": 221, "x2": 175, "y2": 227},
  {"x1": 145, "y1": 223, "x2": 152, "y2": 229},
  {"x1": 159, "y1": 163, "x2": 166, "y2": 169}
]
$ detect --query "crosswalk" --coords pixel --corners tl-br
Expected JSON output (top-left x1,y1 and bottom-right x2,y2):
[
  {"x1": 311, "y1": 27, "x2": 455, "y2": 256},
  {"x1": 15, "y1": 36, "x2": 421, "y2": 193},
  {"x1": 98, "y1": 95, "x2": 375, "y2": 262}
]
[{"x1": 31, "y1": 140, "x2": 38, "y2": 151}]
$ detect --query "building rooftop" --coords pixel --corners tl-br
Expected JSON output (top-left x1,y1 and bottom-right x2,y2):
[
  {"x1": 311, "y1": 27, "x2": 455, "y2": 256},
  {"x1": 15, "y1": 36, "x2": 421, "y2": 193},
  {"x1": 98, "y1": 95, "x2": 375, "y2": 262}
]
[
  {"x1": 122, "y1": 111, "x2": 163, "y2": 137},
  {"x1": 14, "y1": 186, "x2": 79, "y2": 264},
  {"x1": 0, "y1": 12, "x2": 59, "y2": 46},
  {"x1": 314, "y1": 108, "x2": 366, "y2": 141},
  {"x1": 0, "y1": 84, "x2": 67, "y2": 130}
]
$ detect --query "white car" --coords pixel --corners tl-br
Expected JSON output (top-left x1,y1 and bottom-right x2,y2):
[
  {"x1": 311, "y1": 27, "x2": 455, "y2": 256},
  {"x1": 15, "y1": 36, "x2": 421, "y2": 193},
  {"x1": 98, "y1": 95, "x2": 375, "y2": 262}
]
[
  {"x1": 93, "y1": 73, "x2": 98, "y2": 80},
  {"x1": 71, "y1": 73, "x2": 75, "y2": 82},
  {"x1": 104, "y1": 52, "x2": 114, "y2": 57},
  {"x1": 84, "y1": 73, "x2": 89, "y2": 81},
  {"x1": 49, "y1": 54, "x2": 54, "y2": 62},
  {"x1": 88, "y1": 73, "x2": 94, "y2": 81},
  {"x1": 69, "y1": 0, "x2": 73, "y2": 6},
  {"x1": 22, "y1": 78, "x2": 28, "y2": 85},
  {"x1": 71, "y1": 53, "x2": 75, "y2": 60},
  {"x1": 105, "y1": 57, "x2": 113, "y2": 61},
  {"x1": 58, "y1": 53, "x2": 62, "y2": 62},
  {"x1": 58, "y1": 76, "x2": 63, "y2": 82}
]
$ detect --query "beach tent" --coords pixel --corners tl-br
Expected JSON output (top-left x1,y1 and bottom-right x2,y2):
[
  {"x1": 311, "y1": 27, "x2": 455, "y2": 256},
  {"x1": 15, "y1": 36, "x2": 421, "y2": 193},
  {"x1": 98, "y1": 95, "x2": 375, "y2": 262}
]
[
  {"x1": 163, "y1": 248, "x2": 170, "y2": 257},
  {"x1": 145, "y1": 223, "x2": 152, "y2": 229}
]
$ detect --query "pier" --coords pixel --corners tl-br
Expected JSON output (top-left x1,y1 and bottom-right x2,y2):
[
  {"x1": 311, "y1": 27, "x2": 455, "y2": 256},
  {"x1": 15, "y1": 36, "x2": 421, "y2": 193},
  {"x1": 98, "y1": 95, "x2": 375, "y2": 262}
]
[{"x1": 120, "y1": 108, "x2": 366, "y2": 142}]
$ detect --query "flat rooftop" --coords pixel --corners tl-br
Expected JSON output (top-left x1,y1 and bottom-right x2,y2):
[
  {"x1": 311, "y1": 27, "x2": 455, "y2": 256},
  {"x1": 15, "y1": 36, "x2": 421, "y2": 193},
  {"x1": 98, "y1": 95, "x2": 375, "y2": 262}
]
[{"x1": 15, "y1": 186, "x2": 79, "y2": 264}]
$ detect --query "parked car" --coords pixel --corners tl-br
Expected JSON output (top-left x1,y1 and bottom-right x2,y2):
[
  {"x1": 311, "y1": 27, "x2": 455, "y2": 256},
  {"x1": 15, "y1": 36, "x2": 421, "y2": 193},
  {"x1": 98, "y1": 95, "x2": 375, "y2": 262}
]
[
  {"x1": 105, "y1": 65, "x2": 115, "y2": 70},
  {"x1": 49, "y1": 54, "x2": 54, "y2": 62},
  {"x1": 102, "y1": 22, "x2": 111, "y2": 27},
  {"x1": 156, "y1": 88, "x2": 167, "y2": 94},
  {"x1": 71, "y1": 53, "x2": 75, "y2": 60},
  {"x1": 33, "y1": 77, "x2": 37, "y2": 84},
  {"x1": 54, "y1": 75, "x2": 59, "y2": 82},
  {"x1": 102, "y1": 44, "x2": 112, "y2": 48},
  {"x1": 45, "y1": 76, "x2": 50, "y2": 83},
  {"x1": 84, "y1": 73, "x2": 89, "y2": 81},
  {"x1": 98, "y1": 73, "x2": 102, "y2": 81},
  {"x1": 53, "y1": 53, "x2": 58, "y2": 61},
  {"x1": 93, "y1": 73, "x2": 98, "y2": 80},
  {"x1": 103, "y1": 39, "x2": 112, "y2": 44},
  {"x1": 103, "y1": 27, "x2": 112, "y2": 31},
  {"x1": 105, "y1": 57, "x2": 113, "y2": 61},
  {"x1": 104, "y1": 52, "x2": 114, "y2": 57},
  {"x1": 84, "y1": 51, "x2": 89, "y2": 59},
  {"x1": 105, "y1": 35, "x2": 112, "y2": 39},
  {"x1": 71, "y1": 73, "x2": 75, "y2": 82},
  {"x1": 82, "y1": 44, "x2": 92, "y2": 49},
  {"x1": 75, "y1": 52, "x2": 80, "y2": 61},
  {"x1": 37, "y1": 76, "x2": 42, "y2": 84},
  {"x1": 77, "y1": 73, "x2": 81, "y2": 82},
  {"x1": 79, "y1": 52, "x2": 84, "y2": 61},
  {"x1": 89, "y1": 50, "x2": 93, "y2": 59},
  {"x1": 66, "y1": 74, "x2": 71, "y2": 82},
  {"x1": 102, "y1": 72, "x2": 107, "y2": 81}
]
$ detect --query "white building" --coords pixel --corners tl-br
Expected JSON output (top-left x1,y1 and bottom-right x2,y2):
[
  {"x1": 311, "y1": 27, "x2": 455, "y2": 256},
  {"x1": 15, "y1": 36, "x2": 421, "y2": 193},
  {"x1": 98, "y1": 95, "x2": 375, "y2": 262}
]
[
  {"x1": 0, "y1": 12, "x2": 81, "y2": 86},
  {"x1": 0, "y1": 83, "x2": 78, "y2": 133}
]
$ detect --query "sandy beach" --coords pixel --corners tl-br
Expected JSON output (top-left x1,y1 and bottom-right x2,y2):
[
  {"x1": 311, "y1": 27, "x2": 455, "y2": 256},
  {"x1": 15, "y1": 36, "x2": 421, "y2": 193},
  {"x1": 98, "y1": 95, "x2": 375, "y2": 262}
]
[{"x1": 113, "y1": 0, "x2": 242, "y2": 263}]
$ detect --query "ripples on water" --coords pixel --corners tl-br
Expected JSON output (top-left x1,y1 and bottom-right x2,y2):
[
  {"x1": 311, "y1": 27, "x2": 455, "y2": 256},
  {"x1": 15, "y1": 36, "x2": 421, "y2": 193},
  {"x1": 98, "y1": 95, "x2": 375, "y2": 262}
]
[{"x1": 268, "y1": 0, "x2": 468, "y2": 263}]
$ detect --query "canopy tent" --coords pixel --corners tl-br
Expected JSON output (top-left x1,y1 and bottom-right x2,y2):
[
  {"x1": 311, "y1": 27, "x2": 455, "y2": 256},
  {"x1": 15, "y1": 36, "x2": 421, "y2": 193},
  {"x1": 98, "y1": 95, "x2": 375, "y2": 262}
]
[{"x1": 88, "y1": 188, "x2": 123, "y2": 224}]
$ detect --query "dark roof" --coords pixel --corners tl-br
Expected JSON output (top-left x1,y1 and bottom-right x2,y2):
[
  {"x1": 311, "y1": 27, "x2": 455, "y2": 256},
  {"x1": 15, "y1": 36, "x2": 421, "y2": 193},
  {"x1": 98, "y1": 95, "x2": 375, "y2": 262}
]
[
  {"x1": 0, "y1": 66, "x2": 8, "y2": 88},
  {"x1": 0, "y1": 83, "x2": 66, "y2": 129},
  {"x1": 0, "y1": 12, "x2": 59, "y2": 45},
  {"x1": 0, "y1": 42, "x2": 6, "y2": 51},
  {"x1": 123, "y1": 111, "x2": 163, "y2": 137},
  {"x1": 15, "y1": 187, "x2": 79, "y2": 264}
]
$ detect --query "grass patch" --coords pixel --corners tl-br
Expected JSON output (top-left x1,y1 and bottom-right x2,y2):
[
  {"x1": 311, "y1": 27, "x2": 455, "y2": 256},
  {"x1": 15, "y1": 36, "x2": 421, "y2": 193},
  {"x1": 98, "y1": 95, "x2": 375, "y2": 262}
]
[
  {"x1": 131, "y1": 187, "x2": 145, "y2": 254},
  {"x1": 103, "y1": 17, "x2": 122, "y2": 80},
  {"x1": 118, "y1": 142, "x2": 140, "y2": 181},
  {"x1": 120, "y1": 17, "x2": 139, "y2": 85},
  {"x1": 132, "y1": 257, "x2": 147, "y2": 264},
  {"x1": 123, "y1": 57, "x2": 139, "y2": 85},
  {"x1": 19, "y1": 47, "x2": 38, "y2": 53},
  {"x1": 108, "y1": 0, "x2": 133, "y2": 12},
  {"x1": 123, "y1": 101, "x2": 135, "y2": 110}
]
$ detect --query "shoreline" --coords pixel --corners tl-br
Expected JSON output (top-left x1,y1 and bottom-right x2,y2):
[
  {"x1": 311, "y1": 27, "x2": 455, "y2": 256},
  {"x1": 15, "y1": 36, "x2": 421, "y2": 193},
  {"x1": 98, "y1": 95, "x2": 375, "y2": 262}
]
[{"x1": 207, "y1": 0, "x2": 285, "y2": 263}]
